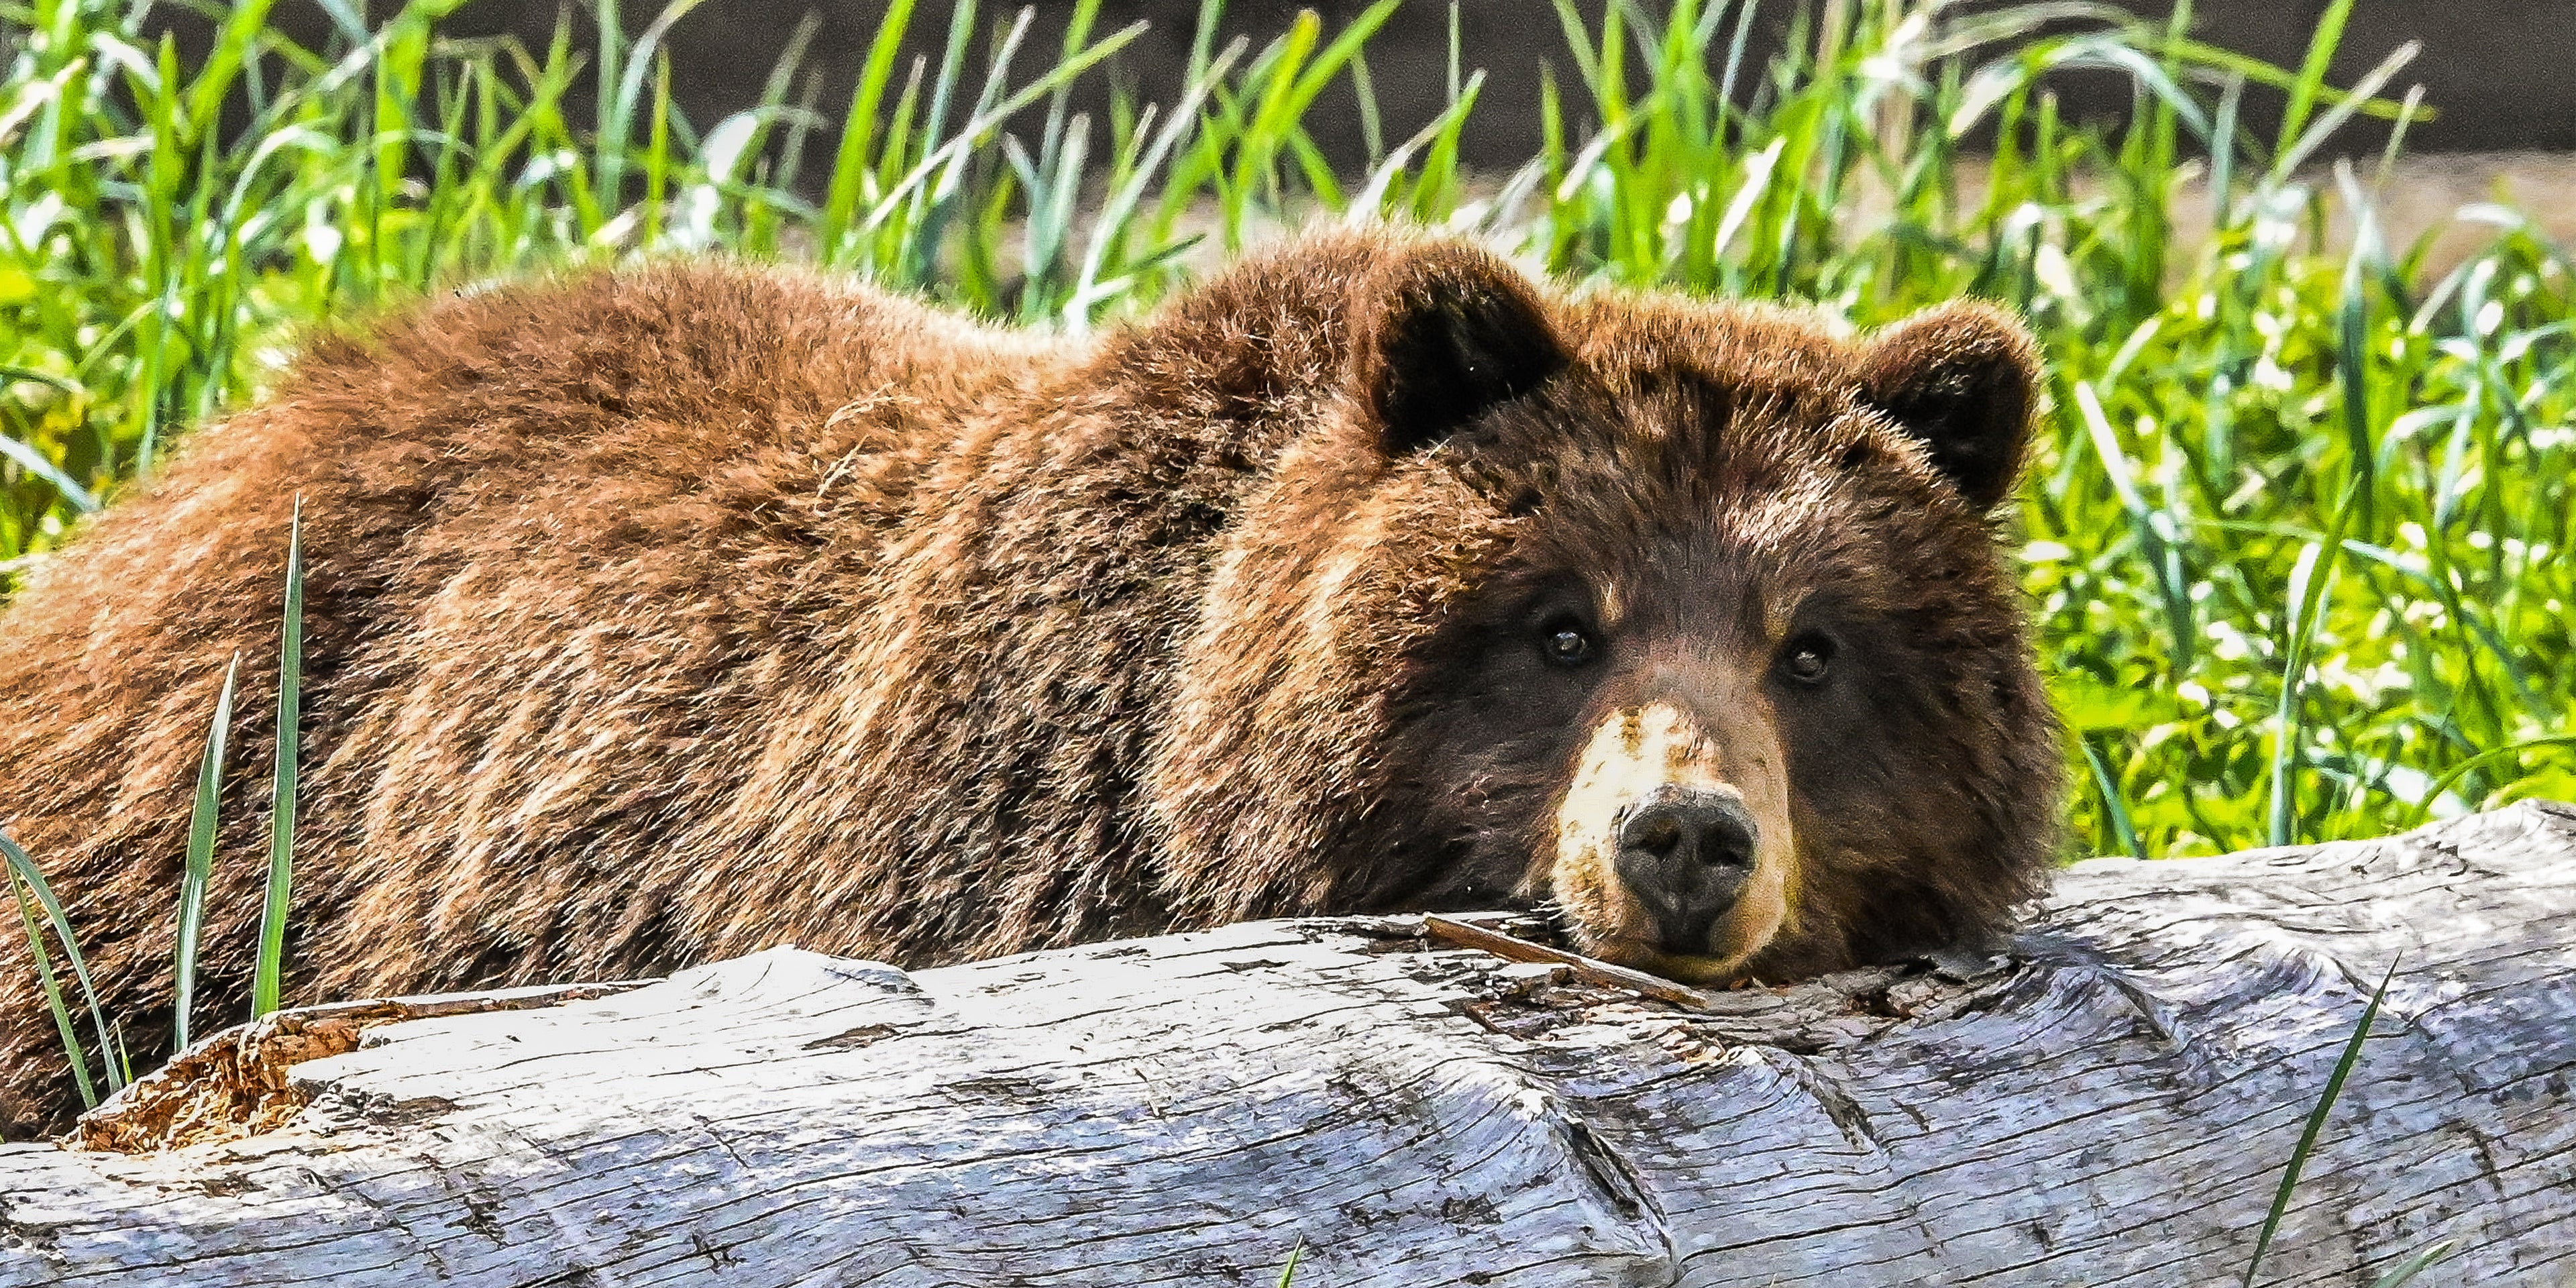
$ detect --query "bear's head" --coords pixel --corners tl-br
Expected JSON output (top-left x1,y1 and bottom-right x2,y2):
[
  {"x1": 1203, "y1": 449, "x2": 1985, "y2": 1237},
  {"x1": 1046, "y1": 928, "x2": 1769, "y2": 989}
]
[{"x1": 1148, "y1": 237, "x2": 2061, "y2": 983}]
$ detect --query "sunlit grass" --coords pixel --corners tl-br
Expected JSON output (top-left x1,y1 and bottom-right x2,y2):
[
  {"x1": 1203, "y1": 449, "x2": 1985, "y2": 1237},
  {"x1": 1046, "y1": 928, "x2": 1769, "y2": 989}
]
[{"x1": 1, "y1": 0, "x2": 2568, "y2": 875}]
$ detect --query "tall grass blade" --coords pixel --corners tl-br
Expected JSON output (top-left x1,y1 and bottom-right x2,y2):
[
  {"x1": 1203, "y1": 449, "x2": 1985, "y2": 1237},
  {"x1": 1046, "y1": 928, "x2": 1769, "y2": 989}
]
[
  {"x1": 1067, "y1": 38, "x2": 1246, "y2": 326},
  {"x1": 2082, "y1": 743, "x2": 2144, "y2": 859},
  {"x1": 0, "y1": 433, "x2": 100, "y2": 513},
  {"x1": 2271, "y1": 39, "x2": 2415, "y2": 182},
  {"x1": 252, "y1": 500, "x2": 305, "y2": 1019},
  {"x1": 1275, "y1": 1237, "x2": 1306, "y2": 1287},
  {"x1": 820, "y1": 0, "x2": 922, "y2": 252},
  {"x1": 6, "y1": 863, "x2": 95, "y2": 1108},
  {"x1": 2369, "y1": 1239, "x2": 2457, "y2": 1288},
  {"x1": 1, "y1": 829, "x2": 121, "y2": 1102},
  {"x1": 2269, "y1": 0, "x2": 2354, "y2": 177},
  {"x1": 2267, "y1": 484, "x2": 2359, "y2": 847},
  {"x1": 2242, "y1": 953, "x2": 2401, "y2": 1285},
  {"x1": 858, "y1": 19, "x2": 1146, "y2": 239},
  {"x1": 174, "y1": 653, "x2": 242, "y2": 1052},
  {"x1": 2406, "y1": 735, "x2": 2576, "y2": 822}
]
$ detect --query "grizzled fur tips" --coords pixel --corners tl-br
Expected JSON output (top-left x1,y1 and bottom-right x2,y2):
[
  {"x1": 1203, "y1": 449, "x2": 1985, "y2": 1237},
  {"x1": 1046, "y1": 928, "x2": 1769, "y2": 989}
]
[{"x1": 0, "y1": 231, "x2": 2061, "y2": 1138}]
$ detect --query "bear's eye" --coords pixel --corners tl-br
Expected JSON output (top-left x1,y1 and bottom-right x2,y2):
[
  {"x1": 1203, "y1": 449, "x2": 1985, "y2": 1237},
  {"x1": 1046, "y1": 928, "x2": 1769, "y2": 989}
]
[
  {"x1": 1780, "y1": 633, "x2": 1835, "y2": 685},
  {"x1": 1539, "y1": 618, "x2": 1598, "y2": 668}
]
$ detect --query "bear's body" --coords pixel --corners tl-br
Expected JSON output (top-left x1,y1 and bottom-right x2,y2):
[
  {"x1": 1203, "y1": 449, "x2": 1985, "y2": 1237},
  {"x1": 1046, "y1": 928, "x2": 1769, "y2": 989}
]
[{"x1": 0, "y1": 233, "x2": 2060, "y2": 1136}]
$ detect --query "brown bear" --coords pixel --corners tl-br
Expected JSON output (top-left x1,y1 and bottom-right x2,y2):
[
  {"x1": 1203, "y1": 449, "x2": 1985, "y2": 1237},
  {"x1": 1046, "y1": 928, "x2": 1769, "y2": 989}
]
[{"x1": 0, "y1": 231, "x2": 2061, "y2": 1137}]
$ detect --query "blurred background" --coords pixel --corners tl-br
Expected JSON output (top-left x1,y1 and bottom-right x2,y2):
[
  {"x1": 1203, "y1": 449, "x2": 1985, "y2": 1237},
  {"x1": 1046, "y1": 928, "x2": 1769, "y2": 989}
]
[{"x1": 201, "y1": 1, "x2": 2576, "y2": 163}]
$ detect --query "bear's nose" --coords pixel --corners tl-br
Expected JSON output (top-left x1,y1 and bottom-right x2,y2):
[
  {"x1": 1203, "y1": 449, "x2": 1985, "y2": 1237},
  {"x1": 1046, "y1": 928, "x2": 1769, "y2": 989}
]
[{"x1": 1613, "y1": 786, "x2": 1759, "y2": 956}]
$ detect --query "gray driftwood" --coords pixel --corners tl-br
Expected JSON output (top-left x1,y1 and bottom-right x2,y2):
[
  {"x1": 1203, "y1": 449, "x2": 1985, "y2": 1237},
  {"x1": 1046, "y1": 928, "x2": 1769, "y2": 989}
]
[{"x1": 5, "y1": 802, "x2": 2575, "y2": 1287}]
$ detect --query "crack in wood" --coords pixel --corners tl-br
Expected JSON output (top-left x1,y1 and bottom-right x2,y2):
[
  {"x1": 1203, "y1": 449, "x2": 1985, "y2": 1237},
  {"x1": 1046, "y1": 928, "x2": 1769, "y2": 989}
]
[{"x1": 3, "y1": 805, "x2": 2574, "y2": 1285}]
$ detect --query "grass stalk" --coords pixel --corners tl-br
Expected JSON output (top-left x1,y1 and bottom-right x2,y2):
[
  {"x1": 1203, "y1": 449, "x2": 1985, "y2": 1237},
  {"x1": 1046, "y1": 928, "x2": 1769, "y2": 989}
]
[
  {"x1": 2, "y1": 828, "x2": 123, "y2": 1102},
  {"x1": 172, "y1": 653, "x2": 241, "y2": 1051},
  {"x1": 250, "y1": 500, "x2": 305, "y2": 1019},
  {"x1": 2242, "y1": 954, "x2": 2402, "y2": 1285}
]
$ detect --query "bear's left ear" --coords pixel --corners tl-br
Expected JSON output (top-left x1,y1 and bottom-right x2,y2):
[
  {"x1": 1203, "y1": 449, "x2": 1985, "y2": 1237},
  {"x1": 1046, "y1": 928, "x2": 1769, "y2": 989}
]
[
  {"x1": 1349, "y1": 243, "x2": 1570, "y2": 455},
  {"x1": 1858, "y1": 302, "x2": 2043, "y2": 510}
]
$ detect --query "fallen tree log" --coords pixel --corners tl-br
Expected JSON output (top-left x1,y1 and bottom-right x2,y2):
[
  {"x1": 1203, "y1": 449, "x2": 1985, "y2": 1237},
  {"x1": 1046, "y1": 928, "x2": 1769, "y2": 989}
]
[{"x1": 5, "y1": 801, "x2": 2575, "y2": 1286}]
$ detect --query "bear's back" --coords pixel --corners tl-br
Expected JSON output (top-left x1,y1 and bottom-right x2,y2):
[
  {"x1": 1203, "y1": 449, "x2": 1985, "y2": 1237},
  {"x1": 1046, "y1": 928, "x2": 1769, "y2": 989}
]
[{"x1": 0, "y1": 262, "x2": 1089, "y2": 1137}]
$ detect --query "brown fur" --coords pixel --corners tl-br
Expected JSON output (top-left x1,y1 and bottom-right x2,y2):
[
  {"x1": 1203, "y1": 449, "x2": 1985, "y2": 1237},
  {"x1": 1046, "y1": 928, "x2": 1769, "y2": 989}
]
[{"x1": 0, "y1": 232, "x2": 2061, "y2": 1136}]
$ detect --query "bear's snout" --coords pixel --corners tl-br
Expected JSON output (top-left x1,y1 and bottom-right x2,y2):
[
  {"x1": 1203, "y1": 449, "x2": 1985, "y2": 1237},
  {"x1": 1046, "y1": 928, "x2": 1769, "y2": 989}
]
[
  {"x1": 1550, "y1": 700, "x2": 1798, "y2": 983},
  {"x1": 1613, "y1": 785, "x2": 1758, "y2": 956}
]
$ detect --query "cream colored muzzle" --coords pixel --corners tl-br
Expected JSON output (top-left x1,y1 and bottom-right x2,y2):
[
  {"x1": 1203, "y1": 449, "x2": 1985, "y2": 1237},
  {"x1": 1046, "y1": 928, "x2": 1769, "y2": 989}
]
[{"x1": 1548, "y1": 702, "x2": 1795, "y2": 981}]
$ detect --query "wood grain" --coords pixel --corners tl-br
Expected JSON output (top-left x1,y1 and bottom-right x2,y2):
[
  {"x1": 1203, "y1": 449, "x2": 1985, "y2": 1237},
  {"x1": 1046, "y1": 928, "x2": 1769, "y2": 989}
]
[{"x1": 5, "y1": 801, "x2": 2573, "y2": 1286}]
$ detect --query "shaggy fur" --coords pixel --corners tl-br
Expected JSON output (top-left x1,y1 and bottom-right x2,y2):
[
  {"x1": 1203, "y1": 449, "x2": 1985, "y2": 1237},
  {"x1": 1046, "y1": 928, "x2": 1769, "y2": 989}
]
[{"x1": 0, "y1": 232, "x2": 2061, "y2": 1136}]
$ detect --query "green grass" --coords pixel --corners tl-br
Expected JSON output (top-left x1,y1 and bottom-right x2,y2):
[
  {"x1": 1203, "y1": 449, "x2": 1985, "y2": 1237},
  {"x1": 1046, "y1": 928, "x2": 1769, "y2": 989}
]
[
  {"x1": 250, "y1": 495, "x2": 303, "y2": 1020},
  {"x1": 2243, "y1": 954, "x2": 2398, "y2": 1286},
  {"x1": 170, "y1": 650, "x2": 239, "y2": 1052},
  {"x1": 3, "y1": 496, "x2": 301, "y2": 1107},
  {"x1": 1, "y1": 0, "x2": 2569, "y2": 870},
  {"x1": 3, "y1": 825, "x2": 125, "y2": 1105}
]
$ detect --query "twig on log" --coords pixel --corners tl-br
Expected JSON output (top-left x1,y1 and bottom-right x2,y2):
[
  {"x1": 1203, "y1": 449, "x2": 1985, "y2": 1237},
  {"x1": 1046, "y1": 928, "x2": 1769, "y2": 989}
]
[{"x1": 1421, "y1": 912, "x2": 1711, "y2": 1007}]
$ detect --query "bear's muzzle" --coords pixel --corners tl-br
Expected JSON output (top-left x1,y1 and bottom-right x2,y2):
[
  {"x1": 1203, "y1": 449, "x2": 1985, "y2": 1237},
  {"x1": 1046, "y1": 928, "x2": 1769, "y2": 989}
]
[{"x1": 1551, "y1": 700, "x2": 1797, "y2": 982}]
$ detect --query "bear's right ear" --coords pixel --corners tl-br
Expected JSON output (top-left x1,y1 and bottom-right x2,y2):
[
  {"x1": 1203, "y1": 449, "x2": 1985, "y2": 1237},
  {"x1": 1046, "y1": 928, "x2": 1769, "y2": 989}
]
[
  {"x1": 1858, "y1": 301, "x2": 2043, "y2": 511},
  {"x1": 1348, "y1": 244, "x2": 1569, "y2": 455}
]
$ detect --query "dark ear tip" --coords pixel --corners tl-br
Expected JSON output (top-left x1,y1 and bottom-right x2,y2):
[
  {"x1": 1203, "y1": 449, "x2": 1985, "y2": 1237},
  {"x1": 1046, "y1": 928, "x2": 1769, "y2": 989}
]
[
  {"x1": 1860, "y1": 301, "x2": 2043, "y2": 509},
  {"x1": 1355, "y1": 241, "x2": 1549, "y2": 321},
  {"x1": 1860, "y1": 301, "x2": 2041, "y2": 402},
  {"x1": 1350, "y1": 241, "x2": 1568, "y2": 455}
]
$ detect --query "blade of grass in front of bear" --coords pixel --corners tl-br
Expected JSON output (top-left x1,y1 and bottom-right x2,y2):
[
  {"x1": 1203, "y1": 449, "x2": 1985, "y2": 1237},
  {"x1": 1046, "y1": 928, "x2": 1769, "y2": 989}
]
[
  {"x1": 252, "y1": 502, "x2": 305, "y2": 1020},
  {"x1": 174, "y1": 653, "x2": 242, "y2": 1052},
  {"x1": 2368, "y1": 1238, "x2": 2457, "y2": 1288},
  {"x1": 2241, "y1": 953, "x2": 2401, "y2": 1285},
  {"x1": 1, "y1": 828, "x2": 121, "y2": 1104},
  {"x1": 1273, "y1": 1237, "x2": 1305, "y2": 1287},
  {"x1": 6, "y1": 869, "x2": 94, "y2": 1109}
]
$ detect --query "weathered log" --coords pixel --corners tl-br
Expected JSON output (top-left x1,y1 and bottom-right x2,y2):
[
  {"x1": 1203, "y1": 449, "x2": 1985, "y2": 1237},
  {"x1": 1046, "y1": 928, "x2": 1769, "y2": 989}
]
[{"x1": 5, "y1": 802, "x2": 2575, "y2": 1286}]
